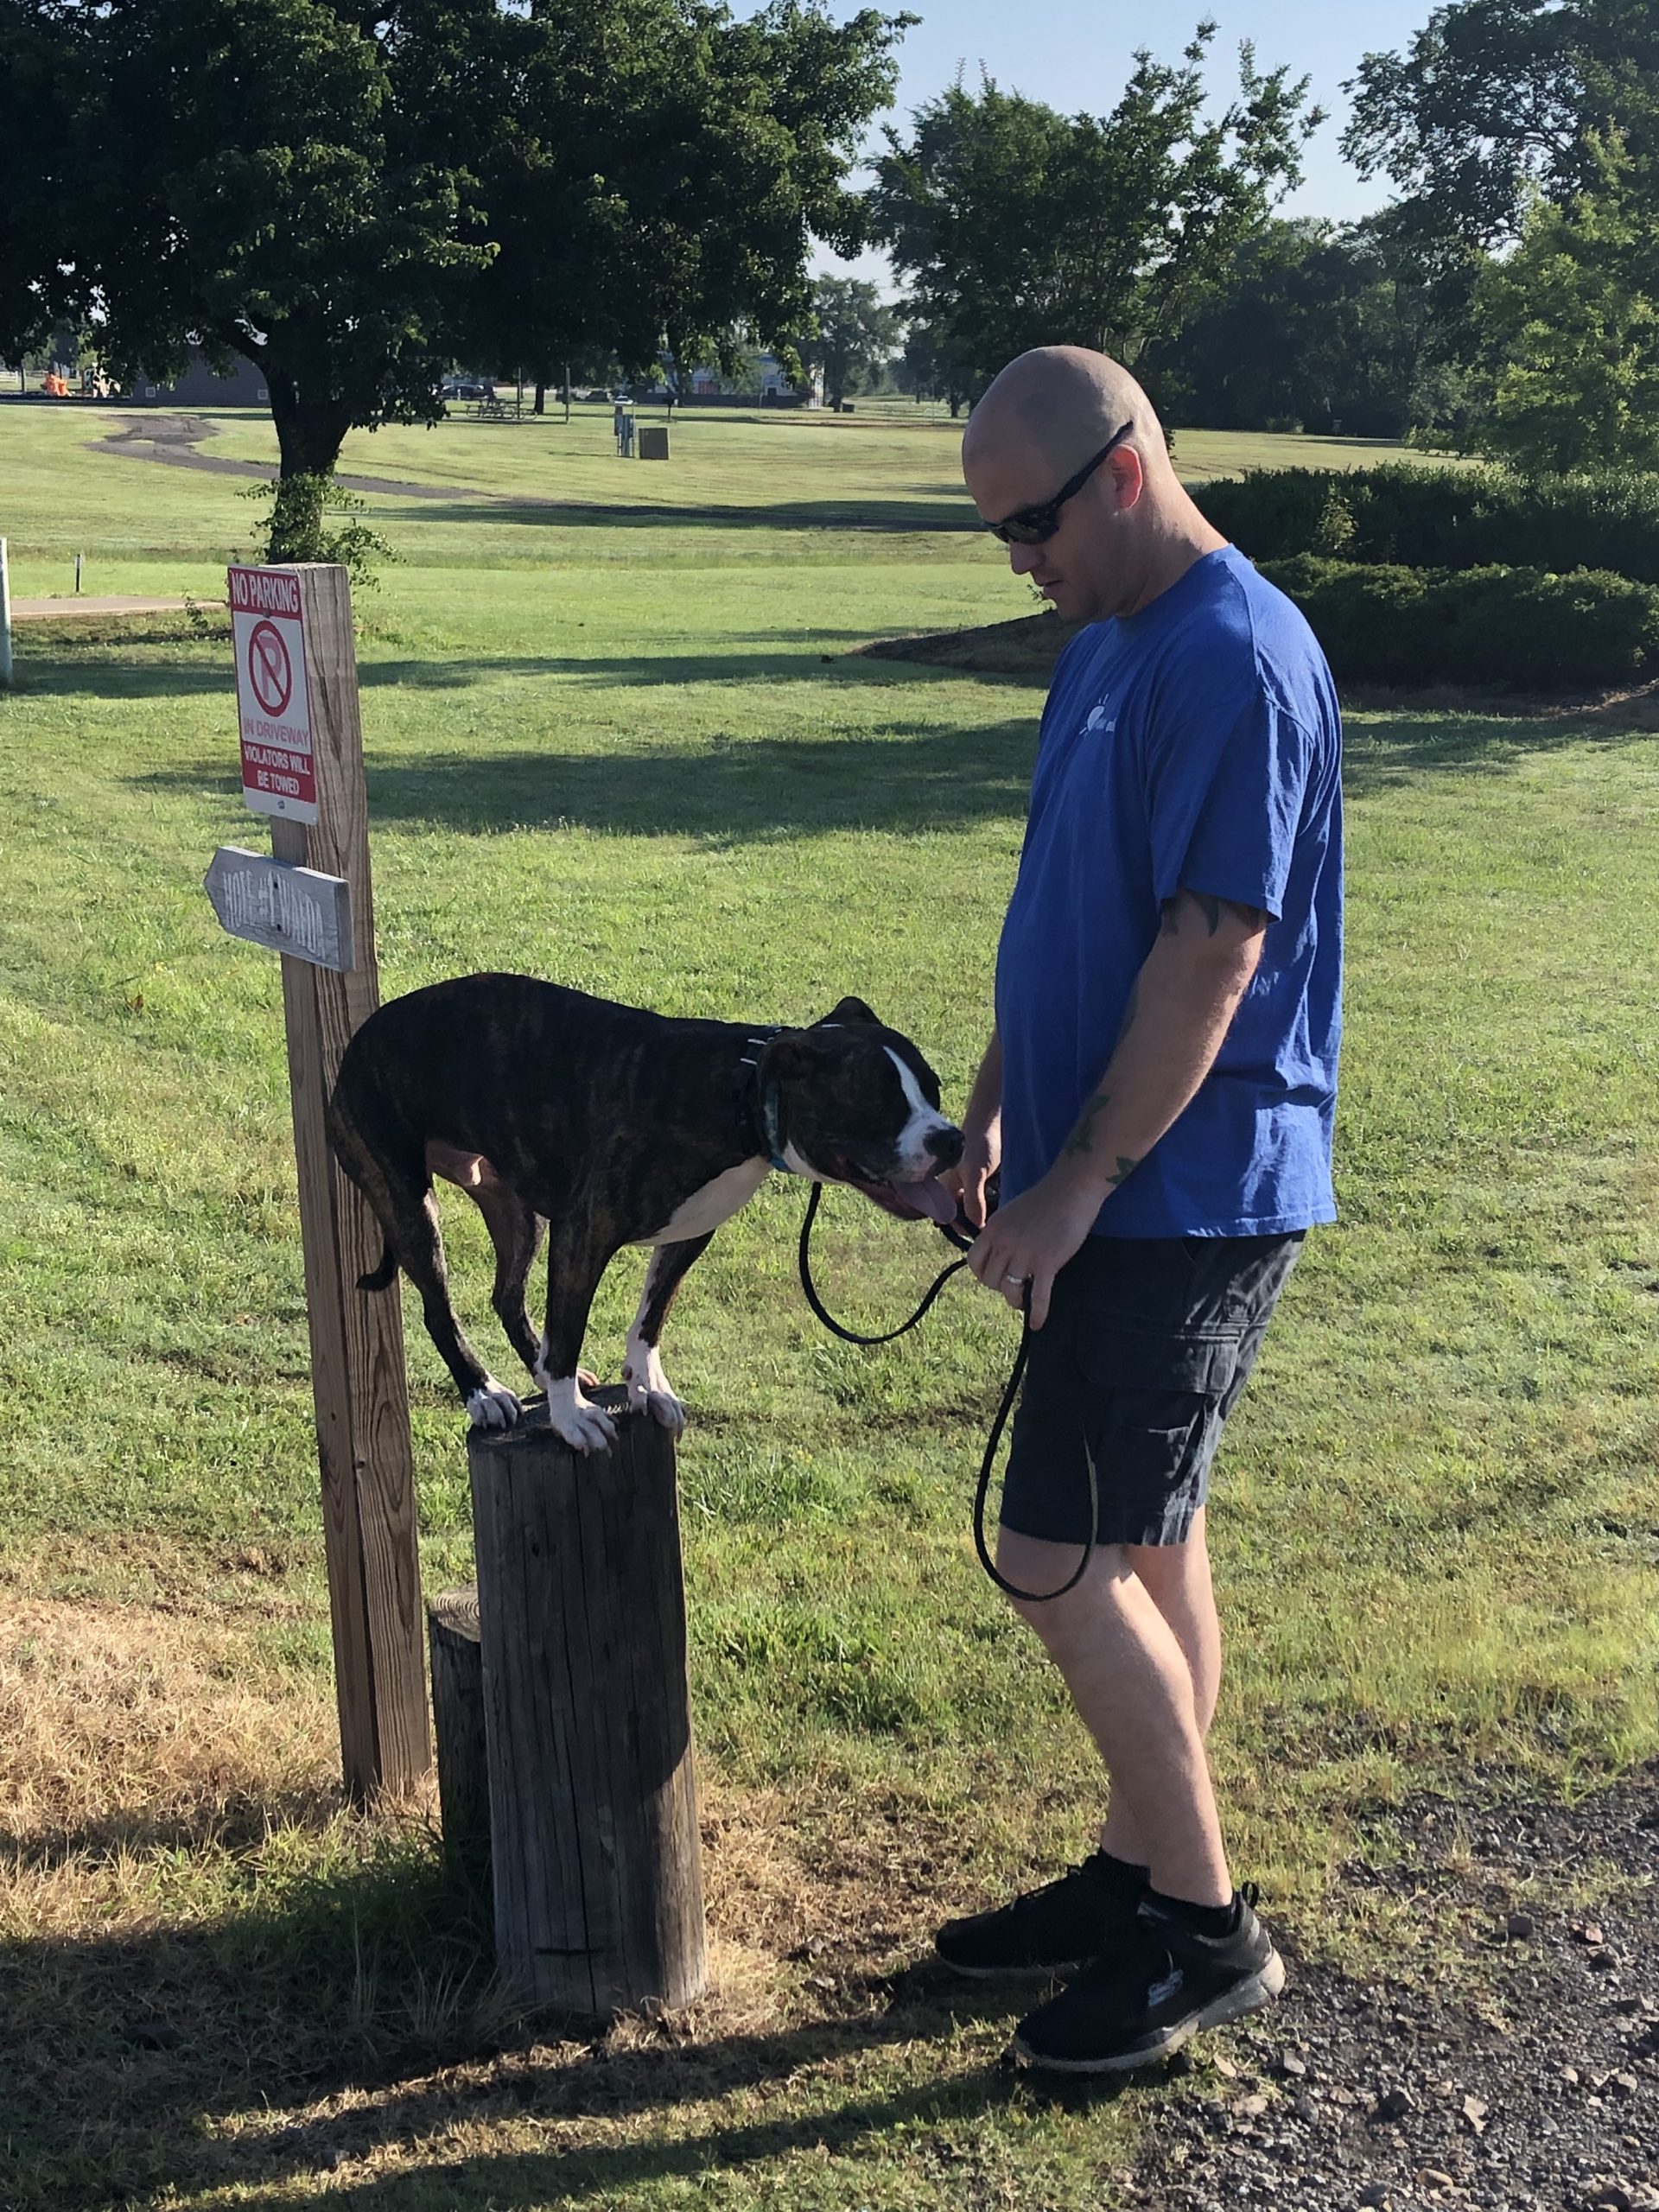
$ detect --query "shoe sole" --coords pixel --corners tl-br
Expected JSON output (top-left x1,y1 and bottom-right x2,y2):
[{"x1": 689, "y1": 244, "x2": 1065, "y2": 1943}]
[
  {"x1": 934, "y1": 1951, "x2": 1090, "y2": 1981},
  {"x1": 1010, "y1": 1948, "x2": 1286, "y2": 2075}
]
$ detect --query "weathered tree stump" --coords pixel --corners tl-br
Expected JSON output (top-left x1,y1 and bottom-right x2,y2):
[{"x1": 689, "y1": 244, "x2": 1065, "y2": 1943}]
[
  {"x1": 427, "y1": 1586, "x2": 491, "y2": 1897},
  {"x1": 467, "y1": 1387, "x2": 707, "y2": 2018}
]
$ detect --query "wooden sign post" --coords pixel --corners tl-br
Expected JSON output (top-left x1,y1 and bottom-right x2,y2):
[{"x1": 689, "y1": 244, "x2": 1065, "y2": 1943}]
[{"x1": 213, "y1": 563, "x2": 429, "y2": 1801}]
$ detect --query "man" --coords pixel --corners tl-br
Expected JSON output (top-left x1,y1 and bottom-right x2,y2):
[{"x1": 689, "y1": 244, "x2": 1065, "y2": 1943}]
[{"x1": 937, "y1": 347, "x2": 1342, "y2": 2074}]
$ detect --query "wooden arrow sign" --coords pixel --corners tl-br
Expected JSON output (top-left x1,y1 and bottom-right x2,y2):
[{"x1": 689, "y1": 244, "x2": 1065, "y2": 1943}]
[{"x1": 204, "y1": 844, "x2": 354, "y2": 972}]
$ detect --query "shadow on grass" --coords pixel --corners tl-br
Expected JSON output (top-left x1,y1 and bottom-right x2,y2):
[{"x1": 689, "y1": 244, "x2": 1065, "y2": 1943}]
[
  {"x1": 0, "y1": 1817, "x2": 1037, "y2": 2211},
  {"x1": 1337, "y1": 706, "x2": 1650, "y2": 801},
  {"x1": 387, "y1": 496, "x2": 980, "y2": 535},
  {"x1": 7, "y1": 639, "x2": 958, "y2": 702},
  {"x1": 134, "y1": 720, "x2": 1042, "y2": 841}
]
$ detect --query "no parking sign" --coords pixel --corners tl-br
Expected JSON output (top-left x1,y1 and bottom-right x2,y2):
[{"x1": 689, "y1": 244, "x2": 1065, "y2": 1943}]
[{"x1": 230, "y1": 564, "x2": 317, "y2": 822}]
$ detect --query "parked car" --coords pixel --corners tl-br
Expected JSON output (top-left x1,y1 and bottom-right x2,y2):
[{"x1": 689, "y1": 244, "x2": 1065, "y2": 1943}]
[{"x1": 441, "y1": 378, "x2": 494, "y2": 402}]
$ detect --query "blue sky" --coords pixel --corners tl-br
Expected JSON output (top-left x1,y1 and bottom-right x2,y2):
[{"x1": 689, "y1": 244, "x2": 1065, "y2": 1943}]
[{"x1": 779, "y1": 0, "x2": 1438, "y2": 285}]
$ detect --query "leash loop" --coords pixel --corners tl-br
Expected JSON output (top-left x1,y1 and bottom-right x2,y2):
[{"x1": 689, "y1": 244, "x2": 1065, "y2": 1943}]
[{"x1": 795, "y1": 1182, "x2": 1099, "y2": 1604}]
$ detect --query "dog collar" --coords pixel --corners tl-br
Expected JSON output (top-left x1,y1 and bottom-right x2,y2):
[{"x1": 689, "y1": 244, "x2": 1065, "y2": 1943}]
[{"x1": 738, "y1": 1030, "x2": 791, "y2": 1172}]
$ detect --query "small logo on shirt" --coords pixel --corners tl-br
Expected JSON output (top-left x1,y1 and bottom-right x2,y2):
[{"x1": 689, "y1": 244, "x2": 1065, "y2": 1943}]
[{"x1": 1084, "y1": 700, "x2": 1116, "y2": 735}]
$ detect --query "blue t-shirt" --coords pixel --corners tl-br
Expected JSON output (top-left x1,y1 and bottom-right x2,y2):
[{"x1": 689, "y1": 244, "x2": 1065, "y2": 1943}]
[{"x1": 994, "y1": 545, "x2": 1343, "y2": 1239}]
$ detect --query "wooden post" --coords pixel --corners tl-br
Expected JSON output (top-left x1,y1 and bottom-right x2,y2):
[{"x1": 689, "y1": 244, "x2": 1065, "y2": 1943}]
[
  {"x1": 468, "y1": 1389, "x2": 707, "y2": 2018},
  {"x1": 270, "y1": 564, "x2": 429, "y2": 1801},
  {"x1": 0, "y1": 537, "x2": 12, "y2": 687},
  {"x1": 428, "y1": 1586, "x2": 491, "y2": 1891}
]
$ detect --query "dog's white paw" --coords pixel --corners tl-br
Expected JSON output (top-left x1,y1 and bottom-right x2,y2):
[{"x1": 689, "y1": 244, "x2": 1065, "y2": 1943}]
[
  {"x1": 624, "y1": 1347, "x2": 687, "y2": 1435},
  {"x1": 542, "y1": 1374, "x2": 617, "y2": 1454},
  {"x1": 467, "y1": 1377, "x2": 521, "y2": 1430},
  {"x1": 638, "y1": 1385, "x2": 687, "y2": 1435}
]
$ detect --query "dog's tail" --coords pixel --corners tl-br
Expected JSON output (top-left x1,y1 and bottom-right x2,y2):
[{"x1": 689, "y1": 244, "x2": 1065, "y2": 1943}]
[{"x1": 358, "y1": 1240, "x2": 399, "y2": 1294}]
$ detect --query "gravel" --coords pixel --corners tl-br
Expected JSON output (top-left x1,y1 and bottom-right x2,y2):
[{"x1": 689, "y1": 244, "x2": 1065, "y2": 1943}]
[{"x1": 1117, "y1": 1772, "x2": 1659, "y2": 2212}]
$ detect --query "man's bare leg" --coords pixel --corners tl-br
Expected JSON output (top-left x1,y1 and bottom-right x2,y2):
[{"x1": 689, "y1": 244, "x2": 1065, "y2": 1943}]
[
  {"x1": 997, "y1": 1514, "x2": 1230, "y2": 1908},
  {"x1": 1098, "y1": 1507, "x2": 1221, "y2": 1869}
]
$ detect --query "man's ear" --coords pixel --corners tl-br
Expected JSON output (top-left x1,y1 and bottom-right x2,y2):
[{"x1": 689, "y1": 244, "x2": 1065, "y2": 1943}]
[{"x1": 814, "y1": 995, "x2": 880, "y2": 1028}]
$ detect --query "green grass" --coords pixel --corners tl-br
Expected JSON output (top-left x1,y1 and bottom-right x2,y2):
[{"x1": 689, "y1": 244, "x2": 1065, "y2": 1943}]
[{"x1": 1, "y1": 398, "x2": 1656, "y2": 2209}]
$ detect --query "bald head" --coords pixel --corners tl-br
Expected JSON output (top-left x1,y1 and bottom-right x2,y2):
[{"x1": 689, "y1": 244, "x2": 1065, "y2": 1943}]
[
  {"x1": 962, "y1": 346, "x2": 1170, "y2": 486},
  {"x1": 960, "y1": 346, "x2": 1221, "y2": 625}
]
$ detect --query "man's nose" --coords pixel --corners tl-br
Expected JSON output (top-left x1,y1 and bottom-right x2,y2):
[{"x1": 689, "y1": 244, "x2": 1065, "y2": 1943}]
[
  {"x1": 925, "y1": 1125, "x2": 964, "y2": 1168},
  {"x1": 1008, "y1": 540, "x2": 1042, "y2": 576}
]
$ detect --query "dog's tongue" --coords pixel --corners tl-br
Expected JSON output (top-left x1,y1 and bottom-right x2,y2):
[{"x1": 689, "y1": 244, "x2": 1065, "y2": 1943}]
[{"x1": 900, "y1": 1174, "x2": 960, "y2": 1225}]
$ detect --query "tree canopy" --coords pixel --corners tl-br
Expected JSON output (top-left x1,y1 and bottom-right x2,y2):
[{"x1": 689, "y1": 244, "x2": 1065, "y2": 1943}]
[
  {"x1": 0, "y1": 0, "x2": 907, "y2": 512},
  {"x1": 1143, "y1": 219, "x2": 1458, "y2": 441},
  {"x1": 798, "y1": 276, "x2": 900, "y2": 409},
  {"x1": 1473, "y1": 132, "x2": 1659, "y2": 473},
  {"x1": 868, "y1": 27, "x2": 1319, "y2": 399},
  {"x1": 1343, "y1": 0, "x2": 1659, "y2": 254}
]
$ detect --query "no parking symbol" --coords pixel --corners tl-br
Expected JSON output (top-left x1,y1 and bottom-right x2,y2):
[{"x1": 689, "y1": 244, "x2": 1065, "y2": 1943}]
[{"x1": 229, "y1": 565, "x2": 317, "y2": 823}]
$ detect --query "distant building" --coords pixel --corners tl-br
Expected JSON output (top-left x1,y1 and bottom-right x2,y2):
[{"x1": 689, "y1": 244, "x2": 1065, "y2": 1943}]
[
  {"x1": 121, "y1": 352, "x2": 270, "y2": 407},
  {"x1": 683, "y1": 354, "x2": 822, "y2": 407}
]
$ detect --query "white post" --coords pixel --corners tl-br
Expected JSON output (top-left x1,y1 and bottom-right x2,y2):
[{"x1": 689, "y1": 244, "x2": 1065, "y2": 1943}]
[{"x1": 0, "y1": 538, "x2": 12, "y2": 688}]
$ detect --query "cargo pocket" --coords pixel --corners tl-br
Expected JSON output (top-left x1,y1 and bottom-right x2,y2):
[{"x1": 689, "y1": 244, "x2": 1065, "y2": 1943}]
[{"x1": 1077, "y1": 1335, "x2": 1239, "y2": 1544}]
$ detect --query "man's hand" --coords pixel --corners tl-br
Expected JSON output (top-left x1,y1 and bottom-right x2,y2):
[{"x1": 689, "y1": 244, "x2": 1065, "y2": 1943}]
[
  {"x1": 965, "y1": 1165, "x2": 1103, "y2": 1330},
  {"x1": 943, "y1": 1118, "x2": 1000, "y2": 1230}
]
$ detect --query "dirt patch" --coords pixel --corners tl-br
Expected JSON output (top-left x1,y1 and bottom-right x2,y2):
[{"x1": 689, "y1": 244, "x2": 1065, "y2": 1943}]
[
  {"x1": 861, "y1": 607, "x2": 1083, "y2": 679},
  {"x1": 87, "y1": 413, "x2": 480, "y2": 501}
]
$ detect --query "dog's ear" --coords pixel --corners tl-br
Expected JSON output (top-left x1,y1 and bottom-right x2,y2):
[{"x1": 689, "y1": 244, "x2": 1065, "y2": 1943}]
[
  {"x1": 814, "y1": 995, "x2": 880, "y2": 1028},
  {"x1": 760, "y1": 1029, "x2": 830, "y2": 1083}
]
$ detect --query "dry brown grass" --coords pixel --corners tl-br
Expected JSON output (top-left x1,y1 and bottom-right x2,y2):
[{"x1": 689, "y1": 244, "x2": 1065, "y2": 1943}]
[
  {"x1": 0, "y1": 1597, "x2": 338, "y2": 1897},
  {"x1": 0, "y1": 1593, "x2": 1017, "y2": 2211}
]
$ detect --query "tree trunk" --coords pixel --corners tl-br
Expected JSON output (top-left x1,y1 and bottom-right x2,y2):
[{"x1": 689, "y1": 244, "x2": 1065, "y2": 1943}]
[
  {"x1": 264, "y1": 362, "x2": 353, "y2": 482},
  {"x1": 533, "y1": 381, "x2": 545, "y2": 415}
]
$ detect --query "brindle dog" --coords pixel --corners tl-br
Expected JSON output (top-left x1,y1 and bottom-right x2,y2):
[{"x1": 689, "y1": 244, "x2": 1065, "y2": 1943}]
[{"x1": 327, "y1": 975, "x2": 963, "y2": 1451}]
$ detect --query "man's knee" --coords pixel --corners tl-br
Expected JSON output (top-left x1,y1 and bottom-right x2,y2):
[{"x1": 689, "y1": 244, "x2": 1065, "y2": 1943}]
[{"x1": 995, "y1": 1524, "x2": 1132, "y2": 1647}]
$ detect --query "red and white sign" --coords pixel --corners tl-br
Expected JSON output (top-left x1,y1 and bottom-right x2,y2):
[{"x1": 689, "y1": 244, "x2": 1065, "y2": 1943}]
[{"x1": 229, "y1": 565, "x2": 317, "y2": 823}]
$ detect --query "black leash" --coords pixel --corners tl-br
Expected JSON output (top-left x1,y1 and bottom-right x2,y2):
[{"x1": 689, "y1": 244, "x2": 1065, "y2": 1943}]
[{"x1": 795, "y1": 1180, "x2": 1098, "y2": 1604}]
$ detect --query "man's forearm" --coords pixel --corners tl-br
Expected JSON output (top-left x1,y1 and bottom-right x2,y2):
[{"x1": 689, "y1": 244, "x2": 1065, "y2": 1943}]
[
  {"x1": 1052, "y1": 898, "x2": 1265, "y2": 1208},
  {"x1": 965, "y1": 1026, "x2": 1002, "y2": 1132}
]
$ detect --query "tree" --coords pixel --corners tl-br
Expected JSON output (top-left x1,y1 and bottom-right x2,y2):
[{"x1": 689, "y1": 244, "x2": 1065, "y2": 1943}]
[
  {"x1": 1343, "y1": 0, "x2": 1659, "y2": 256},
  {"x1": 1146, "y1": 217, "x2": 1468, "y2": 440},
  {"x1": 868, "y1": 27, "x2": 1320, "y2": 397},
  {"x1": 0, "y1": 0, "x2": 907, "y2": 544},
  {"x1": 1, "y1": 0, "x2": 503, "y2": 494},
  {"x1": 471, "y1": 3, "x2": 909, "y2": 405},
  {"x1": 799, "y1": 276, "x2": 899, "y2": 408},
  {"x1": 890, "y1": 321, "x2": 970, "y2": 411},
  {"x1": 1473, "y1": 133, "x2": 1659, "y2": 472}
]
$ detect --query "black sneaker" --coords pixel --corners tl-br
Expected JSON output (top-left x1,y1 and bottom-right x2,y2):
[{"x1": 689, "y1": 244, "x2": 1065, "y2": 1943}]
[
  {"x1": 933, "y1": 1850, "x2": 1148, "y2": 1979},
  {"x1": 1011, "y1": 1885, "x2": 1285, "y2": 2072}
]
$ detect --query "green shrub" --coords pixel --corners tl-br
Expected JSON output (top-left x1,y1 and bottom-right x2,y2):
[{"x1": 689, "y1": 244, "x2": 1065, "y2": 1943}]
[
  {"x1": 1199, "y1": 464, "x2": 1659, "y2": 585},
  {"x1": 238, "y1": 474, "x2": 399, "y2": 589},
  {"x1": 1259, "y1": 555, "x2": 1659, "y2": 691}
]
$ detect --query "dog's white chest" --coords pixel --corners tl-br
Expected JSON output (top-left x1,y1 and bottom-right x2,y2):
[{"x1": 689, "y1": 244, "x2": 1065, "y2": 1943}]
[{"x1": 633, "y1": 1158, "x2": 770, "y2": 1247}]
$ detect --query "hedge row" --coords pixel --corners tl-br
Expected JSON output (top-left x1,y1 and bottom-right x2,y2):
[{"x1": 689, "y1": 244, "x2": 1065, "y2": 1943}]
[
  {"x1": 1200, "y1": 464, "x2": 1659, "y2": 586},
  {"x1": 1259, "y1": 556, "x2": 1659, "y2": 691}
]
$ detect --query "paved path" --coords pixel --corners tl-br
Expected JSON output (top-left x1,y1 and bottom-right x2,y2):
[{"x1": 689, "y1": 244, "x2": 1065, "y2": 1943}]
[{"x1": 10, "y1": 594, "x2": 197, "y2": 620}]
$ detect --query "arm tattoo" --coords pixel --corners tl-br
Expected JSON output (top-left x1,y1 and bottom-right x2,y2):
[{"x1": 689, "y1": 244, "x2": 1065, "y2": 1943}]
[
  {"x1": 1061, "y1": 1090, "x2": 1142, "y2": 1186},
  {"x1": 1063, "y1": 1091, "x2": 1109, "y2": 1157}
]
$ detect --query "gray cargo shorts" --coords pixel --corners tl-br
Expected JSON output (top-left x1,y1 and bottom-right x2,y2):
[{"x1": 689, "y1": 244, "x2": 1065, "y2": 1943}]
[{"x1": 998, "y1": 1230, "x2": 1304, "y2": 1549}]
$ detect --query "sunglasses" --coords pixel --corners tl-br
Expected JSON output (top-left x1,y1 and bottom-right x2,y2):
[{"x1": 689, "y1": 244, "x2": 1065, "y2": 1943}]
[{"x1": 985, "y1": 420, "x2": 1135, "y2": 545}]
